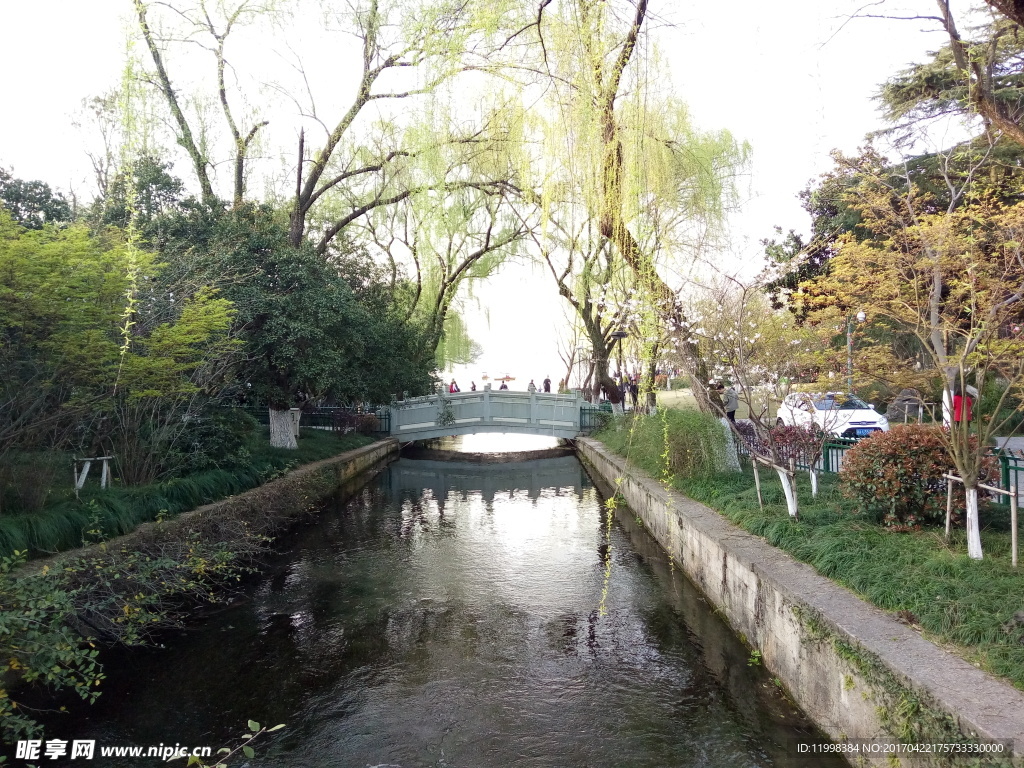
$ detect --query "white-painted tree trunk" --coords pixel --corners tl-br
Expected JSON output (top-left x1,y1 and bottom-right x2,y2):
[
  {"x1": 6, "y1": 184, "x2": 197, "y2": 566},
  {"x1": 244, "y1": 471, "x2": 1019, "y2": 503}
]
[
  {"x1": 966, "y1": 486, "x2": 983, "y2": 560},
  {"x1": 777, "y1": 467, "x2": 798, "y2": 518},
  {"x1": 269, "y1": 407, "x2": 298, "y2": 449},
  {"x1": 809, "y1": 467, "x2": 819, "y2": 498},
  {"x1": 719, "y1": 418, "x2": 741, "y2": 472}
]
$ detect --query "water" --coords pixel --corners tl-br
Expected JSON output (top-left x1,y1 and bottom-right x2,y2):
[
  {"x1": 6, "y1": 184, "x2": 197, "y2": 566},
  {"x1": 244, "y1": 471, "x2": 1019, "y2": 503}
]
[{"x1": 27, "y1": 438, "x2": 842, "y2": 767}]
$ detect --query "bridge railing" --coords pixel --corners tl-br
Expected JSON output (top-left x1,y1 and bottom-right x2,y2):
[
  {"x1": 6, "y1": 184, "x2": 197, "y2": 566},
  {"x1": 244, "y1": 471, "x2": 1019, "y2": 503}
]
[{"x1": 389, "y1": 390, "x2": 585, "y2": 438}]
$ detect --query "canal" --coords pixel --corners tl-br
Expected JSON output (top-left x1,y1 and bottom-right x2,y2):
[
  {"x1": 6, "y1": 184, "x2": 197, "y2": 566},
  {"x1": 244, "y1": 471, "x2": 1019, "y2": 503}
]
[{"x1": 35, "y1": 437, "x2": 843, "y2": 766}]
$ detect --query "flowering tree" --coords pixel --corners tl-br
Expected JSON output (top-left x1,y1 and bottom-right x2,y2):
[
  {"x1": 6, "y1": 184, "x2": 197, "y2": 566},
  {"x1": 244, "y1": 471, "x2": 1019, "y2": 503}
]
[{"x1": 684, "y1": 278, "x2": 824, "y2": 517}]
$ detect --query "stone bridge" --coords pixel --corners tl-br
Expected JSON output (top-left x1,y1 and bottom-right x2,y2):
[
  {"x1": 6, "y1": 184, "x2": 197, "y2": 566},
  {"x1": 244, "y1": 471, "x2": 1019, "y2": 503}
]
[{"x1": 389, "y1": 390, "x2": 589, "y2": 441}]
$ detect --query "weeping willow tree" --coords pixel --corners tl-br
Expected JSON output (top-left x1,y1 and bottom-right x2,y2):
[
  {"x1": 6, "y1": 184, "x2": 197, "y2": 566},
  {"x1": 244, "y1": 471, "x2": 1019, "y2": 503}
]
[
  {"x1": 528, "y1": 210, "x2": 631, "y2": 408},
  {"x1": 506, "y1": 0, "x2": 749, "y2": 411},
  {"x1": 355, "y1": 99, "x2": 528, "y2": 370}
]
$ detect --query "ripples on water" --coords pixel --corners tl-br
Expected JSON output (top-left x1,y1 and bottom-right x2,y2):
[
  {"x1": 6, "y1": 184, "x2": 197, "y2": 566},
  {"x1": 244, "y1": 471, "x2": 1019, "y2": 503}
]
[{"x1": 30, "y1": 437, "x2": 843, "y2": 767}]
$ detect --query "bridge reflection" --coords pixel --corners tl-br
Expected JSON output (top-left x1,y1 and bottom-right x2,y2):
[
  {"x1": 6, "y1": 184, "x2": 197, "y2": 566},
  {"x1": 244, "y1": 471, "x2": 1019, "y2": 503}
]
[{"x1": 385, "y1": 455, "x2": 592, "y2": 505}]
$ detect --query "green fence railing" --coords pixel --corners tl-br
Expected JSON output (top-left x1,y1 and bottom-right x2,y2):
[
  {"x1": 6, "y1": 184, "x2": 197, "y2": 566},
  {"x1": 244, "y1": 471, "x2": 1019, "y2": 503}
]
[
  {"x1": 224, "y1": 405, "x2": 390, "y2": 436},
  {"x1": 998, "y1": 450, "x2": 1024, "y2": 507},
  {"x1": 735, "y1": 435, "x2": 860, "y2": 475},
  {"x1": 579, "y1": 405, "x2": 611, "y2": 432},
  {"x1": 735, "y1": 432, "x2": 1023, "y2": 506}
]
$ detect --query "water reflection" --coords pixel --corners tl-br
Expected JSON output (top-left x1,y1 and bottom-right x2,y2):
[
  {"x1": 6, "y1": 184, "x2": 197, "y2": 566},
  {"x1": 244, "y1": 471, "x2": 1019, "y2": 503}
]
[
  {"x1": 429, "y1": 432, "x2": 561, "y2": 453},
  {"x1": 390, "y1": 456, "x2": 590, "y2": 505},
  {"x1": 27, "y1": 456, "x2": 843, "y2": 768}
]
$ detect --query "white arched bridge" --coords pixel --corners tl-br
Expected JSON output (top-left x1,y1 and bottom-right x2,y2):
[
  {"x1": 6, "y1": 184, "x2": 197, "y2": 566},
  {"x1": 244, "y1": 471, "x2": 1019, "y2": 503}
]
[{"x1": 389, "y1": 390, "x2": 597, "y2": 441}]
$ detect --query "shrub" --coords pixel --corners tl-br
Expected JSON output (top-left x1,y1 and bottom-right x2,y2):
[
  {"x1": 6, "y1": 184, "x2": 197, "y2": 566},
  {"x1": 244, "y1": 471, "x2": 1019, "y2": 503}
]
[
  {"x1": 167, "y1": 406, "x2": 260, "y2": 476},
  {"x1": 768, "y1": 424, "x2": 823, "y2": 466},
  {"x1": 1, "y1": 551, "x2": 104, "y2": 741},
  {"x1": 596, "y1": 409, "x2": 726, "y2": 480},
  {"x1": 840, "y1": 425, "x2": 993, "y2": 530},
  {"x1": 0, "y1": 452, "x2": 66, "y2": 514},
  {"x1": 355, "y1": 413, "x2": 380, "y2": 434}
]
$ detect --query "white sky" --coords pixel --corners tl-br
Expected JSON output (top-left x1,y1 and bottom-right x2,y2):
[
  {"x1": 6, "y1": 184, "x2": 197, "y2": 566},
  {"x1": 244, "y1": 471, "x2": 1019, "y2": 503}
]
[{"x1": 0, "y1": 0, "x2": 955, "y2": 389}]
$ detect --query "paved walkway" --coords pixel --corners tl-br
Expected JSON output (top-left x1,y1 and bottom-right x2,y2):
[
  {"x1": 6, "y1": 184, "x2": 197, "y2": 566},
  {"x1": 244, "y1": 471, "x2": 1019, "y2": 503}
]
[{"x1": 996, "y1": 436, "x2": 1024, "y2": 453}]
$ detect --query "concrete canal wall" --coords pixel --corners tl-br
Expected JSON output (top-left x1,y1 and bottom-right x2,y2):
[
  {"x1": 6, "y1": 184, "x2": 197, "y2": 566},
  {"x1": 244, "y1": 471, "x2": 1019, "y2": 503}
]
[
  {"x1": 22, "y1": 438, "x2": 400, "y2": 575},
  {"x1": 577, "y1": 437, "x2": 1024, "y2": 768}
]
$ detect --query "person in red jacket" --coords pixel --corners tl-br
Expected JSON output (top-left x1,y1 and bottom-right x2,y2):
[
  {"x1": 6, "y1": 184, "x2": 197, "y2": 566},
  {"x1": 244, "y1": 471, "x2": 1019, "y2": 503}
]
[{"x1": 952, "y1": 381, "x2": 973, "y2": 424}]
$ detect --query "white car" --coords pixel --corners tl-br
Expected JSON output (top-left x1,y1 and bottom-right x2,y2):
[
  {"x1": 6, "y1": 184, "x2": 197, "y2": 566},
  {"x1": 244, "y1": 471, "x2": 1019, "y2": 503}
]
[{"x1": 776, "y1": 392, "x2": 889, "y2": 438}]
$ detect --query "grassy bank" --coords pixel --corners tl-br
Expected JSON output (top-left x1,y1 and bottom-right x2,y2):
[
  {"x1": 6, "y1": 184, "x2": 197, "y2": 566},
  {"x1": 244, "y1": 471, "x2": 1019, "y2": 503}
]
[
  {"x1": 594, "y1": 413, "x2": 1024, "y2": 690},
  {"x1": 2, "y1": 435, "x2": 392, "y2": 742},
  {"x1": 0, "y1": 429, "x2": 373, "y2": 558}
]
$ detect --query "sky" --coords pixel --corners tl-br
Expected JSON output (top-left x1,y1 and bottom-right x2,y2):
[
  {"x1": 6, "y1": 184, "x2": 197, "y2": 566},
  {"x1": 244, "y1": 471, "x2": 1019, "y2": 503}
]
[{"x1": 0, "y1": 0, "x2": 955, "y2": 390}]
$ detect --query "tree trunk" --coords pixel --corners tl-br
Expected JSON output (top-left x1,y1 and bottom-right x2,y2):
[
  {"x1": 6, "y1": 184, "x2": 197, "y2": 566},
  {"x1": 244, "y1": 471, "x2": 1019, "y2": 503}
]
[
  {"x1": 987, "y1": 0, "x2": 1024, "y2": 28},
  {"x1": 720, "y1": 418, "x2": 741, "y2": 471},
  {"x1": 966, "y1": 485, "x2": 983, "y2": 559},
  {"x1": 269, "y1": 407, "x2": 298, "y2": 449},
  {"x1": 777, "y1": 467, "x2": 798, "y2": 518},
  {"x1": 643, "y1": 353, "x2": 658, "y2": 413},
  {"x1": 590, "y1": 344, "x2": 623, "y2": 409},
  {"x1": 134, "y1": 0, "x2": 216, "y2": 206}
]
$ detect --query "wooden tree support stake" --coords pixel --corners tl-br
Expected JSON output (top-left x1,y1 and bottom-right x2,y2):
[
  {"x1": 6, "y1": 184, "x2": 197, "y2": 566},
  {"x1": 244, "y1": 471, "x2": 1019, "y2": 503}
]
[{"x1": 73, "y1": 456, "x2": 114, "y2": 495}]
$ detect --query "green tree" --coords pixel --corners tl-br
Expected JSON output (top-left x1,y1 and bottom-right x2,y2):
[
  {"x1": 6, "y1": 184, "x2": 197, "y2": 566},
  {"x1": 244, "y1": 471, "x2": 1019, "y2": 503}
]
[
  {"x1": 883, "y1": 2, "x2": 1024, "y2": 147},
  {"x1": 0, "y1": 168, "x2": 73, "y2": 229},
  {"x1": 502, "y1": 0, "x2": 747, "y2": 410},
  {"x1": 0, "y1": 208, "x2": 243, "y2": 487},
  {"x1": 110, "y1": 287, "x2": 240, "y2": 484},
  {"x1": 814, "y1": 150, "x2": 1024, "y2": 559},
  {"x1": 0, "y1": 213, "x2": 125, "y2": 473},
  {"x1": 156, "y1": 204, "x2": 435, "y2": 447},
  {"x1": 97, "y1": 153, "x2": 185, "y2": 234}
]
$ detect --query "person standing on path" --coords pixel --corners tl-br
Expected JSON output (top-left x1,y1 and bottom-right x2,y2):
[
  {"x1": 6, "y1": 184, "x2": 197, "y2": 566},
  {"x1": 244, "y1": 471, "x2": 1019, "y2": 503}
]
[
  {"x1": 543, "y1": 376, "x2": 551, "y2": 393},
  {"x1": 718, "y1": 382, "x2": 738, "y2": 422},
  {"x1": 528, "y1": 379, "x2": 537, "y2": 393}
]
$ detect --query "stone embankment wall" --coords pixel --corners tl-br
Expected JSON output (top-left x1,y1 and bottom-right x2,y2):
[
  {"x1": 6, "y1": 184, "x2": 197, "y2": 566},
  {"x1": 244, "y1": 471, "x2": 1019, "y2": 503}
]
[
  {"x1": 577, "y1": 437, "x2": 1024, "y2": 768},
  {"x1": 22, "y1": 439, "x2": 400, "y2": 576}
]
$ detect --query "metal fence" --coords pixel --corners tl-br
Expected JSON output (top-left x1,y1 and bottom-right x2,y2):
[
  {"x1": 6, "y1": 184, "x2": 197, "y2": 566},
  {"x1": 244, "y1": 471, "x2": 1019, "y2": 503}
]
[
  {"x1": 225, "y1": 405, "x2": 391, "y2": 437},
  {"x1": 735, "y1": 431, "x2": 1024, "y2": 505},
  {"x1": 579, "y1": 404, "x2": 612, "y2": 432},
  {"x1": 735, "y1": 436, "x2": 860, "y2": 475},
  {"x1": 999, "y1": 450, "x2": 1024, "y2": 505}
]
